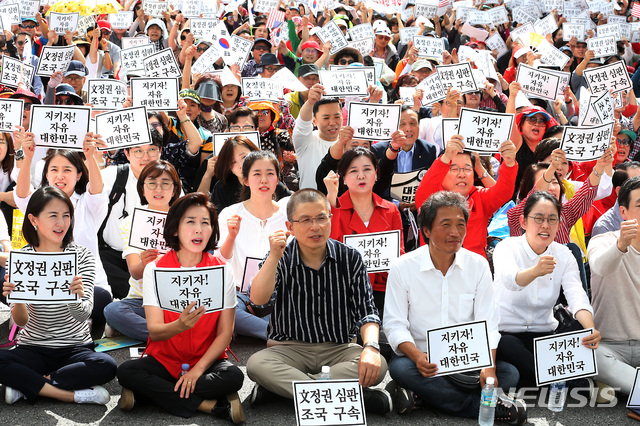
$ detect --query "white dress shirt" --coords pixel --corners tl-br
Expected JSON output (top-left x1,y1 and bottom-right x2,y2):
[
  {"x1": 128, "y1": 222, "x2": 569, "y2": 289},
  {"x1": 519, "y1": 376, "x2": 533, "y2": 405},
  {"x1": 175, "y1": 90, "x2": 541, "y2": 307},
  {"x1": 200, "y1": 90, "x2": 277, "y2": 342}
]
[
  {"x1": 492, "y1": 236, "x2": 593, "y2": 333},
  {"x1": 383, "y1": 245, "x2": 501, "y2": 355}
]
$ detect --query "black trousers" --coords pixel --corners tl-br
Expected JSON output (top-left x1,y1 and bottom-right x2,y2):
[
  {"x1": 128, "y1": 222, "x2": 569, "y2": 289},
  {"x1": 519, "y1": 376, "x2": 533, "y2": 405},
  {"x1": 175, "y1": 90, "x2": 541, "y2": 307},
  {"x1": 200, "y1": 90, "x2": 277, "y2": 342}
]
[
  {"x1": 117, "y1": 356, "x2": 244, "y2": 418},
  {"x1": 497, "y1": 331, "x2": 552, "y2": 388},
  {"x1": 0, "y1": 343, "x2": 117, "y2": 402},
  {"x1": 99, "y1": 246, "x2": 131, "y2": 299}
]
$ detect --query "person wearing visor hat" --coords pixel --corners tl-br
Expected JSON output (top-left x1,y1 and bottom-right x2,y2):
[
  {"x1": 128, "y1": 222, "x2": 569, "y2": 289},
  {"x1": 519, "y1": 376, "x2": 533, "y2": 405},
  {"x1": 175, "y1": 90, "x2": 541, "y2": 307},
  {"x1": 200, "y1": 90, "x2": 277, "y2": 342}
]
[
  {"x1": 242, "y1": 38, "x2": 273, "y2": 77},
  {"x1": 284, "y1": 64, "x2": 319, "y2": 119}
]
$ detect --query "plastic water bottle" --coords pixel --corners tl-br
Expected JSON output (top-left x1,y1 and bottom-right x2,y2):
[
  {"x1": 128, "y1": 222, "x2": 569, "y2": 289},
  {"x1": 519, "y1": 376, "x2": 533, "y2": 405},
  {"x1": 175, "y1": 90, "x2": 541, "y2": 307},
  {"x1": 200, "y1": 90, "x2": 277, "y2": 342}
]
[
  {"x1": 180, "y1": 363, "x2": 190, "y2": 377},
  {"x1": 319, "y1": 366, "x2": 331, "y2": 380},
  {"x1": 548, "y1": 381, "x2": 567, "y2": 412},
  {"x1": 478, "y1": 377, "x2": 497, "y2": 426}
]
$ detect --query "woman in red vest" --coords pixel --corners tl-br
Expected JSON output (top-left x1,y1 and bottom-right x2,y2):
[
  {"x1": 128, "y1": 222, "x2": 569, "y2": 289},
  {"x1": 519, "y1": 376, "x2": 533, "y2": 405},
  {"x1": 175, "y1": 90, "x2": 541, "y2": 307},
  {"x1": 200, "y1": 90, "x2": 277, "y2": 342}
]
[{"x1": 116, "y1": 193, "x2": 244, "y2": 423}]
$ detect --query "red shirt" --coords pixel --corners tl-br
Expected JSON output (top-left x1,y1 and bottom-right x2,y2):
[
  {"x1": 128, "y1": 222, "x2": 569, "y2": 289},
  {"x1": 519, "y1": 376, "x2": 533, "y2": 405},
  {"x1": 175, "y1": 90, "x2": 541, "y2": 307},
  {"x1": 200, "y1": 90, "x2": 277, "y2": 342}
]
[
  {"x1": 330, "y1": 191, "x2": 404, "y2": 292},
  {"x1": 415, "y1": 159, "x2": 518, "y2": 257}
]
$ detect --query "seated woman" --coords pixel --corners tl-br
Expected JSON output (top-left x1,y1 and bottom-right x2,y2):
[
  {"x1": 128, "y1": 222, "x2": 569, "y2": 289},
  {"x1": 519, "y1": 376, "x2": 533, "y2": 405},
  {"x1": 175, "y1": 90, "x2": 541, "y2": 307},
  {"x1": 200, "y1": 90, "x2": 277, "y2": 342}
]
[
  {"x1": 218, "y1": 151, "x2": 289, "y2": 340},
  {"x1": 493, "y1": 191, "x2": 601, "y2": 387},
  {"x1": 0, "y1": 187, "x2": 117, "y2": 405},
  {"x1": 103, "y1": 160, "x2": 182, "y2": 342},
  {"x1": 116, "y1": 193, "x2": 244, "y2": 423}
]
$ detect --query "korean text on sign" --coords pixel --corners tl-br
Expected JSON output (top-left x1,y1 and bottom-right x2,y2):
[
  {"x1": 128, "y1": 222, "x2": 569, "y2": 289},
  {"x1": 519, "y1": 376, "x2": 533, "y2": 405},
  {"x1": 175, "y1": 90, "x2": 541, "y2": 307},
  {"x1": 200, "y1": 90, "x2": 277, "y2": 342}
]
[
  {"x1": 347, "y1": 102, "x2": 401, "y2": 141},
  {"x1": 533, "y1": 329, "x2": 598, "y2": 386},
  {"x1": 7, "y1": 251, "x2": 78, "y2": 304},
  {"x1": 293, "y1": 379, "x2": 366, "y2": 426},
  {"x1": 436, "y1": 62, "x2": 478, "y2": 94},
  {"x1": 515, "y1": 63, "x2": 560, "y2": 101},
  {"x1": 559, "y1": 122, "x2": 614, "y2": 161},
  {"x1": 130, "y1": 77, "x2": 179, "y2": 111},
  {"x1": 343, "y1": 230, "x2": 401, "y2": 273},
  {"x1": 426, "y1": 320, "x2": 494, "y2": 376},
  {"x1": 29, "y1": 105, "x2": 91, "y2": 151},
  {"x1": 319, "y1": 69, "x2": 369, "y2": 97},
  {"x1": 153, "y1": 266, "x2": 226, "y2": 314},
  {"x1": 95, "y1": 106, "x2": 152, "y2": 151},
  {"x1": 87, "y1": 79, "x2": 128, "y2": 111},
  {"x1": 128, "y1": 208, "x2": 168, "y2": 252},
  {"x1": 390, "y1": 169, "x2": 426, "y2": 204},
  {"x1": 456, "y1": 108, "x2": 514, "y2": 154}
]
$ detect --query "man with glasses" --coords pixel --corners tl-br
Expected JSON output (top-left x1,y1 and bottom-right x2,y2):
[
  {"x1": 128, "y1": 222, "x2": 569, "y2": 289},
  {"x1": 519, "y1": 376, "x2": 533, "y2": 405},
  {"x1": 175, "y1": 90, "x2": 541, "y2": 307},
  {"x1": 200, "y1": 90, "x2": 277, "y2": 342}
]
[
  {"x1": 257, "y1": 53, "x2": 283, "y2": 78},
  {"x1": 97, "y1": 20, "x2": 121, "y2": 77},
  {"x1": 415, "y1": 134, "x2": 518, "y2": 257},
  {"x1": 43, "y1": 61, "x2": 88, "y2": 105},
  {"x1": 247, "y1": 189, "x2": 392, "y2": 414},
  {"x1": 242, "y1": 38, "x2": 272, "y2": 77},
  {"x1": 19, "y1": 16, "x2": 47, "y2": 57}
]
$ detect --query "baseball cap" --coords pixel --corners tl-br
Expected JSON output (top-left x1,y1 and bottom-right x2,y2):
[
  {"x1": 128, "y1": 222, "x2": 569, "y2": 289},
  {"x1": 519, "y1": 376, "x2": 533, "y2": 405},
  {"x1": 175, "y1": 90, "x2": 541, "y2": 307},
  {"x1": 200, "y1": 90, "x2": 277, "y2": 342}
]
[
  {"x1": 299, "y1": 64, "x2": 320, "y2": 77},
  {"x1": 179, "y1": 88, "x2": 201, "y2": 104},
  {"x1": 64, "y1": 60, "x2": 87, "y2": 77}
]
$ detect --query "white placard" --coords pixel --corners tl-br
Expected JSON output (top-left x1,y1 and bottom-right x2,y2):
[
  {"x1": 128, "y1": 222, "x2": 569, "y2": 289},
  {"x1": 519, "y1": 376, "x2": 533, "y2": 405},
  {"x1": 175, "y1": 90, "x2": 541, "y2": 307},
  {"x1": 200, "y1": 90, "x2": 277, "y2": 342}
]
[
  {"x1": 540, "y1": 0, "x2": 563, "y2": 13},
  {"x1": 225, "y1": 35, "x2": 253, "y2": 69},
  {"x1": 76, "y1": 14, "x2": 96, "y2": 37},
  {"x1": 127, "y1": 208, "x2": 168, "y2": 252},
  {"x1": 143, "y1": 0, "x2": 168, "y2": 17},
  {"x1": 121, "y1": 36, "x2": 151, "y2": 50},
  {"x1": 488, "y1": 5, "x2": 509, "y2": 25},
  {"x1": 348, "y1": 38, "x2": 374, "y2": 57},
  {"x1": 0, "y1": 55, "x2": 34, "y2": 89},
  {"x1": 536, "y1": 40, "x2": 570, "y2": 69},
  {"x1": 399, "y1": 27, "x2": 419, "y2": 45},
  {"x1": 509, "y1": 23, "x2": 535, "y2": 42},
  {"x1": 343, "y1": 230, "x2": 401, "y2": 273},
  {"x1": 319, "y1": 69, "x2": 369, "y2": 97},
  {"x1": 540, "y1": 67, "x2": 570, "y2": 97},
  {"x1": 533, "y1": 329, "x2": 598, "y2": 386},
  {"x1": 48, "y1": 12, "x2": 79, "y2": 35},
  {"x1": 181, "y1": 0, "x2": 202, "y2": 17},
  {"x1": 436, "y1": 62, "x2": 478, "y2": 94},
  {"x1": 130, "y1": 77, "x2": 179, "y2": 111},
  {"x1": 253, "y1": 0, "x2": 278, "y2": 13},
  {"x1": 485, "y1": 33, "x2": 508, "y2": 58},
  {"x1": 191, "y1": 42, "x2": 221, "y2": 75},
  {"x1": 597, "y1": 22, "x2": 622, "y2": 41},
  {"x1": 587, "y1": 35, "x2": 617, "y2": 59},
  {"x1": 143, "y1": 48, "x2": 182, "y2": 78},
  {"x1": 29, "y1": 105, "x2": 90, "y2": 150},
  {"x1": 18, "y1": 0, "x2": 39, "y2": 20},
  {"x1": 87, "y1": 79, "x2": 128, "y2": 111},
  {"x1": 328, "y1": 65, "x2": 376, "y2": 88},
  {"x1": 441, "y1": 117, "x2": 459, "y2": 147},
  {"x1": 516, "y1": 63, "x2": 560, "y2": 101},
  {"x1": 153, "y1": 266, "x2": 226, "y2": 314},
  {"x1": 95, "y1": 106, "x2": 153, "y2": 151},
  {"x1": 559, "y1": 122, "x2": 614, "y2": 161},
  {"x1": 211, "y1": 131, "x2": 261, "y2": 155},
  {"x1": 416, "y1": 72, "x2": 447, "y2": 105},
  {"x1": 120, "y1": 44, "x2": 156, "y2": 71},
  {"x1": 534, "y1": 13, "x2": 558, "y2": 36},
  {"x1": 563, "y1": 23, "x2": 586, "y2": 42},
  {"x1": 109, "y1": 11, "x2": 135, "y2": 30},
  {"x1": 627, "y1": 368, "x2": 640, "y2": 408},
  {"x1": 583, "y1": 60, "x2": 632, "y2": 96},
  {"x1": 413, "y1": 35, "x2": 445, "y2": 59},
  {"x1": 35, "y1": 45, "x2": 76, "y2": 77},
  {"x1": 7, "y1": 251, "x2": 78, "y2": 304},
  {"x1": 0, "y1": 98, "x2": 23, "y2": 132},
  {"x1": 461, "y1": 22, "x2": 489, "y2": 42},
  {"x1": 348, "y1": 23, "x2": 374, "y2": 41},
  {"x1": 317, "y1": 20, "x2": 348, "y2": 55},
  {"x1": 390, "y1": 169, "x2": 427, "y2": 203},
  {"x1": 293, "y1": 379, "x2": 366, "y2": 426},
  {"x1": 272, "y1": 67, "x2": 308, "y2": 92},
  {"x1": 426, "y1": 320, "x2": 494, "y2": 376},
  {"x1": 347, "y1": 102, "x2": 401, "y2": 141},
  {"x1": 398, "y1": 86, "x2": 416, "y2": 106},
  {"x1": 190, "y1": 17, "x2": 219, "y2": 39},
  {"x1": 241, "y1": 257, "x2": 261, "y2": 293},
  {"x1": 241, "y1": 77, "x2": 283, "y2": 101},
  {"x1": 512, "y1": 7, "x2": 537, "y2": 24},
  {"x1": 415, "y1": 0, "x2": 438, "y2": 17},
  {"x1": 456, "y1": 108, "x2": 514, "y2": 154},
  {"x1": 0, "y1": 3, "x2": 20, "y2": 25},
  {"x1": 592, "y1": 91, "x2": 615, "y2": 124}
]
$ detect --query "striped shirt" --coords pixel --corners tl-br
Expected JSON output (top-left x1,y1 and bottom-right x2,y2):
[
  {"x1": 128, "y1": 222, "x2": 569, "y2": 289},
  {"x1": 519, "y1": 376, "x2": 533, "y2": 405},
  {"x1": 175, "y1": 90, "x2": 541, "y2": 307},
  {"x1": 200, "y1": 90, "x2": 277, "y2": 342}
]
[
  {"x1": 262, "y1": 238, "x2": 380, "y2": 344},
  {"x1": 507, "y1": 181, "x2": 598, "y2": 244},
  {"x1": 16, "y1": 243, "x2": 95, "y2": 348}
]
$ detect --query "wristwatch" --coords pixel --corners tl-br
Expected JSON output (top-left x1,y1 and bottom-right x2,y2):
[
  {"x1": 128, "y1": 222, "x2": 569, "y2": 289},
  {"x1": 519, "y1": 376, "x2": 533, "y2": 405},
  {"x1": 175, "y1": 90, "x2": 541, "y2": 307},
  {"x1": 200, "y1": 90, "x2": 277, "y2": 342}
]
[
  {"x1": 15, "y1": 148, "x2": 24, "y2": 161},
  {"x1": 363, "y1": 341, "x2": 380, "y2": 352}
]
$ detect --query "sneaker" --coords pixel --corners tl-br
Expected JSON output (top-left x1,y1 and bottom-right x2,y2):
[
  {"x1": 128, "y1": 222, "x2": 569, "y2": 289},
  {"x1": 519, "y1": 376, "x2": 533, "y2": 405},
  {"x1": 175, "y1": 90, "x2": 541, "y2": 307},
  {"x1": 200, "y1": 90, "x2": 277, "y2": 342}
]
[
  {"x1": 119, "y1": 387, "x2": 135, "y2": 410},
  {"x1": 250, "y1": 383, "x2": 282, "y2": 405},
  {"x1": 495, "y1": 393, "x2": 527, "y2": 425},
  {"x1": 595, "y1": 380, "x2": 616, "y2": 404},
  {"x1": 385, "y1": 380, "x2": 414, "y2": 415},
  {"x1": 362, "y1": 388, "x2": 393, "y2": 415},
  {"x1": 104, "y1": 324, "x2": 122, "y2": 338},
  {"x1": 74, "y1": 386, "x2": 110, "y2": 405},
  {"x1": 212, "y1": 394, "x2": 246, "y2": 424},
  {"x1": 5, "y1": 386, "x2": 24, "y2": 404}
]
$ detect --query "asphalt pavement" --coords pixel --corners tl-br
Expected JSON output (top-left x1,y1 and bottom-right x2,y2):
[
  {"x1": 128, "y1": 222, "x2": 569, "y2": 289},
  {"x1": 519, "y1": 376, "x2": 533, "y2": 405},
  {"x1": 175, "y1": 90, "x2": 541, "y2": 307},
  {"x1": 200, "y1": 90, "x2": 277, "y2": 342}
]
[{"x1": 0, "y1": 309, "x2": 637, "y2": 426}]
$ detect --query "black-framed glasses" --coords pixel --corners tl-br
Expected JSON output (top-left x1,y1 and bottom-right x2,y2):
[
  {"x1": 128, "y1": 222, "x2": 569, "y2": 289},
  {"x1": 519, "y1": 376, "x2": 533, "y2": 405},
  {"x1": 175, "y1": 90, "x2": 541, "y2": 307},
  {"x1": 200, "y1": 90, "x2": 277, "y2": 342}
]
[
  {"x1": 101, "y1": 30, "x2": 111, "y2": 36},
  {"x1": 131, "y1": 147, "x2": 160, "y2": 158},
  {"x1": 263, "y1": 66, "x2": 280, "y2": 72},
  {"x1": 528, "y1": 215, "x2": 559, "y2": 225},
  {"x1": 449, "y1": 165, "x2": 473, "y2": 174},
  {"x1": 23, "y1": 102, "x2": 33, "y2": 111},
  {"x1": 290, "y1": 214, "x2": 331, "y2": 227},
  {"x1": 525, "y1": 116, "x2": 547, "y2": 125},
  {"x1": 144, "y1": 181, "x2": 173, "y2": 190},
  {"x1": 617, "y1": 138, "x2": 632, "y2": 146},
  {"x1": 338, "y1": 59, "x2": 355, "y2": 65},
  {"x1": 55, "y1": 98, "x2": 75, "y2": 106},
  {"x1": 197, "y1": 46, "x2": 208, "y2": 53},
  {"x1": 229, "y1": 125, "x2": 255, "y2": 132},
  {"x1": 253, "y1": 45, "x2": 269, "y2": 51}
]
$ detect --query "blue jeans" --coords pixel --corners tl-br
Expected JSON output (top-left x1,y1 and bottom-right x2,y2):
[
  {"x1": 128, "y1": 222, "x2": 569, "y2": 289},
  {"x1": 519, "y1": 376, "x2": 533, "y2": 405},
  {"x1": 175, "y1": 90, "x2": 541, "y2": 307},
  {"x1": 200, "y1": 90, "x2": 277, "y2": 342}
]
[
  {"x1": 103, "y1": 297, "x2": 148, "y2": 343},
  {"x1": 389, "y1": 355, "x2": 520, "y2": 418},
  {"x1": 235, "y1": 292, "x2": 270, "y2": 340}
]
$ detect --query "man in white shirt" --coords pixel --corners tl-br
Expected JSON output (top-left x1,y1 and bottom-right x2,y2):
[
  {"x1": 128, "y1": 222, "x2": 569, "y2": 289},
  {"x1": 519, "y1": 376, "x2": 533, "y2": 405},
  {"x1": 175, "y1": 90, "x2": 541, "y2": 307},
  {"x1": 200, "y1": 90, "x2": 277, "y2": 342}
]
[
  {"x1": 589, "y1": 176, "x2": 640, "y2": 396},
  {"x1": 383, "y1": 191, "x2": 526, "y2": 423},
  {"x1": 292, "y1": 84, "x2": 342, "y2": 190}
]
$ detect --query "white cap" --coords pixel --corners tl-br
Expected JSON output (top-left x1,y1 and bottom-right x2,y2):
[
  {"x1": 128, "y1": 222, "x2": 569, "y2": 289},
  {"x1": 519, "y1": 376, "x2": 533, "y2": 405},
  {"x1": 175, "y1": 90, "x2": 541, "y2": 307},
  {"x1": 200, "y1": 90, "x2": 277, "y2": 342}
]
[
  {"x1": 321, "y1": 366, "x2": 330, "y2": 374},
  {"x1": 486, "y1": 377, "x2": 495, "y2": 385}
]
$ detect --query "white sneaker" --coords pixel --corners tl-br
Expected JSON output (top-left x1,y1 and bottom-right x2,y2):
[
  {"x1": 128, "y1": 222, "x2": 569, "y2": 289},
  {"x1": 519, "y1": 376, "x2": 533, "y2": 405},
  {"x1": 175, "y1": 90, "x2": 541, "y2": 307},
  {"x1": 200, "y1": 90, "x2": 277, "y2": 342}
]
[
  {"x1": 74, "y1": 386, "x2": 110, "y2": 405},
  {"x1": 104, "y1": 324, "x2": 122, "y2": 338},
  {"x1": 5, "y1": 386, "x2": 24, "y2": 404}
]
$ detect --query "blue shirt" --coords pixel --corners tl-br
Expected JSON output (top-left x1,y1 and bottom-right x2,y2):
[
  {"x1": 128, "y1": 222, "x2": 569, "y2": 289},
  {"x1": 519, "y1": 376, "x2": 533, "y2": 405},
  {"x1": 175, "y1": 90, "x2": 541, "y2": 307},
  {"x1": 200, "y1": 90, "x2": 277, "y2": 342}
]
[{"x1": 396, "y1": 144, "x2": 415, "y2": 173}]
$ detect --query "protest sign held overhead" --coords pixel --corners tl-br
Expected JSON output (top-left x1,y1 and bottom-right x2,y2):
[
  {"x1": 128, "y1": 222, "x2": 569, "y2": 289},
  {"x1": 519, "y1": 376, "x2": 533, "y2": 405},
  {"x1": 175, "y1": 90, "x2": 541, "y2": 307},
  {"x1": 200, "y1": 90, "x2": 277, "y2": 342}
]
[
  {"x1": 347, "y1": 102, "x2": 401, "y2": 141},
  {"x1": 30, "y1": 105, "x2": 91, "y2": 150}
]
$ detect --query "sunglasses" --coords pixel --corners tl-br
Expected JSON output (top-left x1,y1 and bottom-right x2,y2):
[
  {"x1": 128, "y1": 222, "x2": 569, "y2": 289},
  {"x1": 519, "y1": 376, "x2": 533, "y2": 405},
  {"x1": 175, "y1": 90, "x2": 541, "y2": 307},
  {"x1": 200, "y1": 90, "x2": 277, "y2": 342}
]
[
  {"x1": 338, "y1": 59, "x2": 355, "y2": 65},
  {"x1": 197, "y1": 47, "x2": 208, "y2": 53},
  {"x1": 253, "y1": 45, "x2": 269, "y2": 51},
  {"x1": 16, "y1": 41, "x2": 25, "y2": 46},
  {"x1": 180, "y1": 32, "x2": 190, "y2": 40},
  {"x1": 55, "y1": 98, "x2": 76, "y2": 106},
  {"x1": 20, "y1": 24, "x2": 37, "y2": 29}
]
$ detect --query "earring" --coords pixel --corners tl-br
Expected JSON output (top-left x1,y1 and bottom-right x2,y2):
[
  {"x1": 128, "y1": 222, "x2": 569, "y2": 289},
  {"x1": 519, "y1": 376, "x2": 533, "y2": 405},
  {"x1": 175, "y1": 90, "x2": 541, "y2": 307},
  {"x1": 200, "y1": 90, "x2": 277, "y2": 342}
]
[{"x1": 34, "y1": 225, "x2": 37, "y2": 231}]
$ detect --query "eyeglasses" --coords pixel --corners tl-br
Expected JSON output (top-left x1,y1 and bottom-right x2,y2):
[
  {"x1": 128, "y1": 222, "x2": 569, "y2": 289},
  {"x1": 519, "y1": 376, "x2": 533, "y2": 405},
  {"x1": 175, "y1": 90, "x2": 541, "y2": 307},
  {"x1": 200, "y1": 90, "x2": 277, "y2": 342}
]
[
  {"x1": 101, "y1": 30, "x2": 111, "y2": 36},
  {"x1": 197, "y1": 46, "x2": 208, "y2": 53},
  {"x1": 290, "y1": 214, "x2": 331, "y2": 227},
  {"x1": 263, "y1": 66, "x2": 280, "y2": 72},
  {"x1": 55, "y1": 97, "x2": 75, "y2": 106},
  {"x1": 229, "y1": 125, "x2": 255, "y2": 132},
  {"x1": 16, "y1": 41, "x2": 25, "y2": 46},
  {"x1": 617, "y1": 138, "x2": 632, "y2": 146},
  {"x1": 23, "y1": 102, "x2": 33, "y2": 111},
  {"x1": 525, "y1": 116, "x2": 548, "y2": 125},
  {"x1": 253, "y1": 45, "x2": 269, "y2": 51},
  {"x1": 376, "y1": 35, "x2": 390, "y2": 40},
  {"x1": 257, "y1": 110, "x2": 271, "y2": 117},
  {"x1": 180, "y1": 32, "x2": 190, "y2": 40},
  {"x1": 144, "y1": 181, "x2": 174, "y2": 190},
  {"x1": 131, "y1": 147, "x2": 160, "y2": 158},
  {"x1": 467, "y1": 91, "x2": 481, "y2": 96},
  {"x1": 19, "y1": 24, "x2": 37, "y2": 29},
  {"x1": 338, "y1": 59, "x2": 355, "y2": 65},
  {"x1": 65, "y1": 75, "x2": 83, "y2": 82},
  {"x1": 528, "y1": 215, "x2": 559, "y2": 225},
  {"x1": 302, "y1": 48, "x2": 318, "y2": 54},
  {"x1": 150, "y1": 121, "x2": 163, "y2": 131},
  {"x1": 449, "y1": 165, "x2": 473, "y2": 174}
]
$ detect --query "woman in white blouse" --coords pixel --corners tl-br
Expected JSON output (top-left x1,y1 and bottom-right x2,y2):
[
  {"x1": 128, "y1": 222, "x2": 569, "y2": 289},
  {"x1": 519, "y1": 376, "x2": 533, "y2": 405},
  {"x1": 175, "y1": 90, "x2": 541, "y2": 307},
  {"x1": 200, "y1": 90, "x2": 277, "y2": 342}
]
[{"x1": 493, "y1": 191, "x2": 601, "y2": 387}]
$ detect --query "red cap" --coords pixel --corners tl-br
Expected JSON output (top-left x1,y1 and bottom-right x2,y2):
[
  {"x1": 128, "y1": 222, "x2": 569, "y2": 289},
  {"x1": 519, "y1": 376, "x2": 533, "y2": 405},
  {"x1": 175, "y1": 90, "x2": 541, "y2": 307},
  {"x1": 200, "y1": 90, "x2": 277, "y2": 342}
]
[
  {"x1": 300, "y1": 41, "x2": 322, "y2": 52},
  {"x1": 97, "y1": 20, "x2": 112, "y2": 32}
]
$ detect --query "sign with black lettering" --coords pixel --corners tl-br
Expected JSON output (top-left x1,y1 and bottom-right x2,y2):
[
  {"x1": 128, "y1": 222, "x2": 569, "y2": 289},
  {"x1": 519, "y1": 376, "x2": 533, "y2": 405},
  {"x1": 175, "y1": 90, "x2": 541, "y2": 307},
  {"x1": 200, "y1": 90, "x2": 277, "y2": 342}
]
[
  {"x1": 347, "y1": 102, "x2": 401, "y2": 141},
  {"x1": 343, "y1": 230, "x2": 401, "y2": 273},
  {"x1": 128, "y1": 208, "x2": 168, "y2": 252},
  {"x1": 7, "y1": 251, "x2": 78, "y2": 304},
  {"x1": 426, "y1": 320, "x2": 493, "y2": 376},
  {"x1": 533, "y1": 329, "x2": 598, "y2": 386},
  {"x1": 30, "y1": 105, "x2": 90, "y2": 150},
  {"x1": 153, "y1": 266, "x2": 226, "y2": 313},
  {"x1": 95, "y1": 106, "x2": 152, "y2": 150},
  {"x1": 293, "y1": 379, "x2": 366, "y2": 426}
]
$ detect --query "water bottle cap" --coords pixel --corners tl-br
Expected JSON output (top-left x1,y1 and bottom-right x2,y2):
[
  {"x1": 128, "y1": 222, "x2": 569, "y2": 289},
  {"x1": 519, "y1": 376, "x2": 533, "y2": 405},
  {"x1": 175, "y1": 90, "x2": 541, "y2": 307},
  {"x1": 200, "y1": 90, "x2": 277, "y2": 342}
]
[
  {"x1": 182, "y1": 363, "x2": 190, "y2": 370},
  {"x1": 321, "y1": 366, "x2": 330, "y2": 374},
  {"x1": 486, "y1": 377, "x2": 495, "y2": 385}
]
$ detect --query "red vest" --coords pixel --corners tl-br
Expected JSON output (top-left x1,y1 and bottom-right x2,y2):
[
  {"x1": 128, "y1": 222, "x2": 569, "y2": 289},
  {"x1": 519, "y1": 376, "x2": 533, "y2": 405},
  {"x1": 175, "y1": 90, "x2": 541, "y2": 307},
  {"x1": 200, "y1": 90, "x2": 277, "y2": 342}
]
[{"x1": 145, "y1": 250, "x2": 228, "y2": 379}]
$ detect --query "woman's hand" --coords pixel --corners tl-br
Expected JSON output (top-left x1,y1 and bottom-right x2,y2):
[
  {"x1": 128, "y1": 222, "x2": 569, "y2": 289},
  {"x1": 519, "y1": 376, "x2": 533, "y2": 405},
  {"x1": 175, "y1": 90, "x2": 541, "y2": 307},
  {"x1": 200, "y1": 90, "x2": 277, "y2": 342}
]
[
  {"x1": 2, "y1": 277, "x2": 15, "y2": 297},
  {"x1": 534, "y1": 255, "x2": 556, "y2": 277},
  {"x1": 550, "y1": 148, "x2": 567, "y2": 173},
  {"x1": 324, "y1": 170, "x2": 340, "y2": 196},
  {"x1": 69, "y1": 275, "x2": 84, "y2": 298},
  {"x1": 227, "y1": 215, "x2": 242, "y2": 239},
  {"x1": 140, "y1": 249, "x2": 159, "y2": 266},
  {"x1": 178, "y1": 301, "x2": 205, "y2": 331},
  {"x1": 15, "y1": 127, "x2": 36, "y2": 159},
  {"x1": 582, "y1": 328, "x2": 601, "y2": 349},
  {"x1": 174, "y1": 367, "x2": 202, "y2": 399}
]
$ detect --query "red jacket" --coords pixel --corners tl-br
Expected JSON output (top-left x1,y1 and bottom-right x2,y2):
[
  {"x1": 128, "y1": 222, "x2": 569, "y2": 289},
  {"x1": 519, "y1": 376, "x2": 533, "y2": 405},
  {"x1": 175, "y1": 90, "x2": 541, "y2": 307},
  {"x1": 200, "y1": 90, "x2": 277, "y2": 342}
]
[
  {"x1": 415, "y1": 159, "x2": 518, "y2": 257},
  {"x1": 330, "y1": 191, "x2": 404, "y2": 292},
  {"x1": 145, "y1": 250, "x2": 228, "y2": 379}
]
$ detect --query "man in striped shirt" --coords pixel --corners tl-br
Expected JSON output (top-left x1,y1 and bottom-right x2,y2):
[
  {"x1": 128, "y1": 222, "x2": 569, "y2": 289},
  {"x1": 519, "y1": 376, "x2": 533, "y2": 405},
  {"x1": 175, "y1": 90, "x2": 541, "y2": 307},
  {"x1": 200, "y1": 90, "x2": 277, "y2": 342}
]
[{"x1": 247, "y1": 189, "x2": 392, "y2": 414}]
